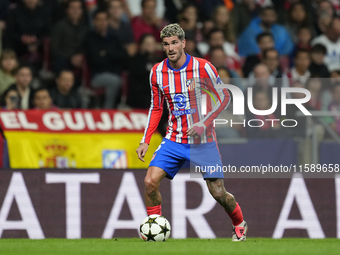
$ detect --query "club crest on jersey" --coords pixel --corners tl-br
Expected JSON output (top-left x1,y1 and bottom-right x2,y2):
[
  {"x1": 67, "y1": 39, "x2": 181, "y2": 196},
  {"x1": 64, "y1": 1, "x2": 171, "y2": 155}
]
[{"x1": 186, "y1": 79, "x2": 193, "y2": 88}]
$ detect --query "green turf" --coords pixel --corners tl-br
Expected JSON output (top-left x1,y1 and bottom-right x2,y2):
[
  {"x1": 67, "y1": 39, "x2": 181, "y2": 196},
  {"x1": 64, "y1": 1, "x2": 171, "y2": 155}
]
[{"x1": 0, "y1": 238, "x2": 339, "y2": 255}]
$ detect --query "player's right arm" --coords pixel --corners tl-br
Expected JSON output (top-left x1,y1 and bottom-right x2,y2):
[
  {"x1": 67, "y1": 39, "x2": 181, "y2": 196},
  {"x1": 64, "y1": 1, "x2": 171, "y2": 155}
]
[{"x1": 137, "y1": 67, "x2": 164, "y2": 162}]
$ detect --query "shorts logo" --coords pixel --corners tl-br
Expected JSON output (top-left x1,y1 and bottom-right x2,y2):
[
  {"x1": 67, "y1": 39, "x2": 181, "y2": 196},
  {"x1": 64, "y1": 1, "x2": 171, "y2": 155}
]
[{"x1": 102, "y1": 150, "x2": 127, "y2": 168}]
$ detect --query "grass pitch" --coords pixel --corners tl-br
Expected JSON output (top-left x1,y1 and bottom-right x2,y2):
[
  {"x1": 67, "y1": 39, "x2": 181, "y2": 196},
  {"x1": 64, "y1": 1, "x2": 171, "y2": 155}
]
[{"x1": 0, "y1": 238, "x2": 339, "y2": 255}]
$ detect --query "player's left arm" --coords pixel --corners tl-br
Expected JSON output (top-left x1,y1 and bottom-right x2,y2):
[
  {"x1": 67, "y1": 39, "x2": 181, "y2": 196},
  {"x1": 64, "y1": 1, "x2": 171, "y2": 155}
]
[{"x1": 187, "y1": 62, "x2": 230, "y2": 137}]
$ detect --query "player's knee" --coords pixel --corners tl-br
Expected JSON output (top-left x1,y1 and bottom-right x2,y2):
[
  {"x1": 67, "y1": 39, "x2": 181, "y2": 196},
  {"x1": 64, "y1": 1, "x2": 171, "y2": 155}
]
[
  {"x1": 208, "y1": 183, "x2": 235, "y2": 203},
  {"x1": 144, "y1": 176, "x2": 158, "y2": 194},
  {"x1": 211, "y1": 189, "x2": 224, "y2": 201},
  {"x1": 213, "y1": 191, "x2": 234, "y2": 204},
  {"x1": 225, "y1": 193, "x2": 235, "y2": 203}
]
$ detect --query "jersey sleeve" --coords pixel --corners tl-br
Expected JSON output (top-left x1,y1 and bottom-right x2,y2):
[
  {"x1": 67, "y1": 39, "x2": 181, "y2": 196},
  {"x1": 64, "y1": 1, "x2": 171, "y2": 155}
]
[
  {"x1": 140, "y1": 68, "x2": 164, "y2": 144},
  {"x1": 200, "y1": 62, "x2": 230, "y2": 128}
]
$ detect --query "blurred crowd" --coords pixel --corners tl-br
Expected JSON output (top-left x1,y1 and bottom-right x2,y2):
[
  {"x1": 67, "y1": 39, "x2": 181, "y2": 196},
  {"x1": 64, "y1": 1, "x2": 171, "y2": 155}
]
[{"x1": 1, "y1": 0, "x2": 340, "y2": 140}]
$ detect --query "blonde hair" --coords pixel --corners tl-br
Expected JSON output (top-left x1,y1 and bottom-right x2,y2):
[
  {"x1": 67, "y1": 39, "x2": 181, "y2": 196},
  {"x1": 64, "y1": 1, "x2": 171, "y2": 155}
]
[{"x1": 160, "y1": 23, "x2": 185, "y2": 41}]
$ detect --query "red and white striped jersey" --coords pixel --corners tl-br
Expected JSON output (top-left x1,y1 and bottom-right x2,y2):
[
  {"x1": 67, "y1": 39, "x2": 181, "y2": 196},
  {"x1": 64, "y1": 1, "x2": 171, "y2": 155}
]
[{"x1": 141, "y1": 53, "x2": 230, "y2": 144}]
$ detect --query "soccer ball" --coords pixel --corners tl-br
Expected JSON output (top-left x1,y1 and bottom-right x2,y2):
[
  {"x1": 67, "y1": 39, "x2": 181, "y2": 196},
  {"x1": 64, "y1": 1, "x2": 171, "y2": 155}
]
[{"x1": 140, "y1": 214, "x2": 171, "y2": 241}]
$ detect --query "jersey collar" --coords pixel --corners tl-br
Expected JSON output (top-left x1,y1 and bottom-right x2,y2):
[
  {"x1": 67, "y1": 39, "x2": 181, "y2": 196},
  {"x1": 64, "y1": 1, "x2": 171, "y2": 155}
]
[{"x1": 166, "y1": 53, "x2": 191, "y2": 72}]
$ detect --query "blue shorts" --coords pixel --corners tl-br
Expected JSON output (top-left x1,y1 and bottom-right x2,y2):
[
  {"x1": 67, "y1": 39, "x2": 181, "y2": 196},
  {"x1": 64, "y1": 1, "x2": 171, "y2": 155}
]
[{"x1": 149, "y1": 138, "x2": 224, "y2": 179}]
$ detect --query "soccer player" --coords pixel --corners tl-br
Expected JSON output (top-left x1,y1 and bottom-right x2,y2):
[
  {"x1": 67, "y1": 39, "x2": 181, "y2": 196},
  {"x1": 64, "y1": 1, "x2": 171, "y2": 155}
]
[{"x1": 136, "y1": 24, "x2": 248, "y2": 241}]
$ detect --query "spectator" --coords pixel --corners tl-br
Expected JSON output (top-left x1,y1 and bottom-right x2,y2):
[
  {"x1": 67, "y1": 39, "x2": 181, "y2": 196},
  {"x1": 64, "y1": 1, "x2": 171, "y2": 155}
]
[
  {"x1": 249, "y1": 48, "x2": 290, "y2": 89},
  {"x1": 7, "y1": 65, "x2": 35, "y2": 109},
  {"x1": 262, "y1": 49, "x2": 287, "y2": 82},
  {"x1": 86, "y1": 0, "x2": 99, "y2": 12},
  {"x1": 108, "y1": 0, "x2": 137, "y2": 56},
  {"x1": 212, "y1": 5, "x2": 235, "y2": 43},
  {"x1": 246, "y1": 91, "x2": 280, "y2": 139},
  {"x1": 305, "y1": 77, "x2": 322, "y2": 110},
  {"x1": 330, "y1": 0, "x2": 340, "y2": 16},
  {"x1": 131, "y1": 0, "x2": 166, "y2": 43},
  {"x1": 200, "y1": 0, "x2": 236, "y2": 21},
  {"x1": 184, "y1": 34, "x2": 202, "y2": 58},
  {"x1": 126, "y1": 34, "x2": 160, "y2": 109},
  {"x1": 285, "y1": 2, "x2": 313, "y2": 43},
  {"x1": 209, "y1": 46, "x2": 228, "y2": 69},
  {"x1": 237, "y1": 6, "x2": 294, "y2": 57},
  {"x1": 125, "y1": 0, "x2": 165, "y2": 19},
  {"x1": 270, "y1": 0, "x2": 297, "y2": 23},
  {"x1": 52, "y1": 0, "x2": 88, "y2": 24},
  {"x1": 287, "y1": 49, "x2": 311, "y2": 85},
  {"x1": 327, "y1": 83, "x2": 340, "y2": 135},
  {"x1": 246, "y1": 63, "x2": 275, "y2": 97},
  {"x1": 329, "y1": 0, "x2": 340, "y2": 16},
  {"x1": 198, "y1": 29, "x2": 241, "y2": 75},
  {"x1": 214, "y1": 66, "x2": 245, "y2": 141},
  {"x1": 164, "y1": 0, "x2": 193, "y2": 23},
  {"x1": 178, "y1": 4, "x2": 200, "y2": 42},
  {"x1": 51, "y1": 0, "x2": 88, "y2": 75},
  {"x1": 296, "y1": 26, "x2": 313, "y2": 51},
  {"x1": 315, "y1": 0, "x2": 336, "y2": 35},
  {"x1": 49, "y1": 70, "x2": 82, "y2": 109},
  {"x1": 243, "y1": 32, "x2": 274, "y2": 77},
  {"x1": 0, "y1": 49, "x2": 19, "y2": 96},
  {"x1": 201, "y1": 19, "x2": 215, "y2": 42},
  {"x1": 5, "y1": 0, "x2": 50, "y2": 69},
  {"x1": 290, "y1": 26, "x2": 313, "y2": 66},
  {"x1": 309, "y1": 44, "x2": 329, "y2": 78},
  {"x1": 248, "y1": 49, "x2": 289, "y2": 114},
  {"x1": 208, "y1": 46, "x2": 243, "y2": 90},
  {"x1": 312, "y1": 18, "x2": 340, "y2": 71},
  {"x1": 231, "y1": 0, "x2": 259, "y2": 37},
  {"x1": 33, "y1": 87, "x2": 58, "y2": 110},
  {"x1": 321, "y1": 69, "x2": 340, "y2": 111},
  {"x1": 249, "y1": 63, "x2": 282, "y2": 119},
  {"x1": 217, "y1": 66, "x2": 233, "y2": 84},
  {"x1": 252, "y1": 91, "x2": 278, "y2": 119},
  {"x1": 330, "y1": 69, "x2": 340, "y2": 83},
  {"x1": 250, "y1": 63, "x2": 272, "y2": 92},
  {"x1": 85, "y1": 10, "x2": 128, "y2": 109},
  {"x1": 285, "y1": 80, "x2": 314, "y2": 139},
  {"x1": 0, "y1": 87, "x2": 20, "y2": 110}
]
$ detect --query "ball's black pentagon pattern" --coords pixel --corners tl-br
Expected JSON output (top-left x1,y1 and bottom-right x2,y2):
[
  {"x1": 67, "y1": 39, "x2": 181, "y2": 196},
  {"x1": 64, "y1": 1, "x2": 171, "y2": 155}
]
[
  {"x1": 140, "y1": 215, "x2": 171, "y2": 242},
  {"x1": 159, "y1": 222, "x2": 170, "y2": 237},
  {"x1": 145, "y1": 229, "x2": 157, "y2": 241},
  {"x1": 147, "y1": 217, "x2": 157, "y2": 228}
]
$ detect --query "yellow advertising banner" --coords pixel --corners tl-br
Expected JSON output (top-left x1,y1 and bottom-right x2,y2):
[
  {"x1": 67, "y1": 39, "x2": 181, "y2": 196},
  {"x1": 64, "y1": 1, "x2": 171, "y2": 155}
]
[{"x1": 0, "y1": 110, "x2": 162, "y2": 169}]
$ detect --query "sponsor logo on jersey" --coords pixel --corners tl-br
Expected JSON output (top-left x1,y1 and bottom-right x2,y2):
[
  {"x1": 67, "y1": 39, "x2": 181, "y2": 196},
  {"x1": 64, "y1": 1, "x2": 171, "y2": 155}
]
[
  {"x1": 172, "y1": 108, "x2": 197, "y2": 116},
  {"x1": 173, "y1": 94, "x2": 187, "y2": 109}
]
